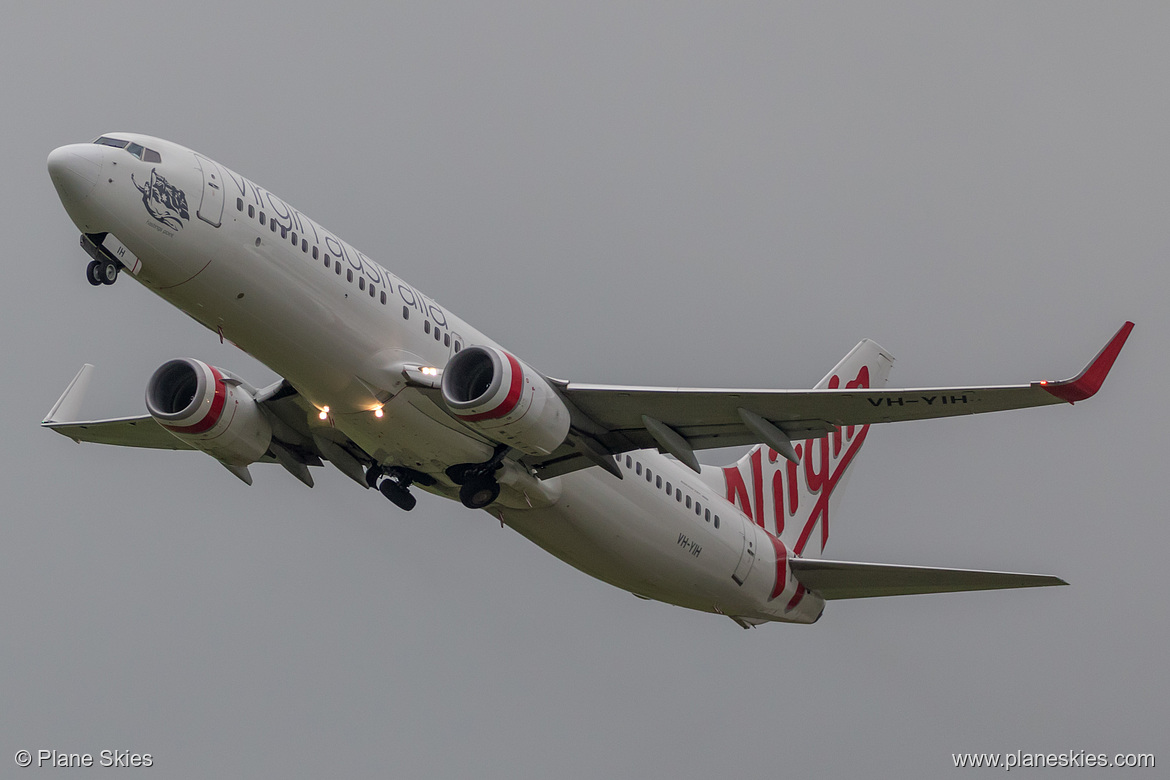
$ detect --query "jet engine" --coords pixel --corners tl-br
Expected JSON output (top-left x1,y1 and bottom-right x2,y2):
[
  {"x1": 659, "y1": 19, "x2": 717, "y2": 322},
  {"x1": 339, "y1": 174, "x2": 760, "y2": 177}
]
[
  {"x1": 146, "y1": 358, "x2": 273, "y2": 466},
  {"x1": 440, "y1": 346, "x2": 570, "y2": 456}
]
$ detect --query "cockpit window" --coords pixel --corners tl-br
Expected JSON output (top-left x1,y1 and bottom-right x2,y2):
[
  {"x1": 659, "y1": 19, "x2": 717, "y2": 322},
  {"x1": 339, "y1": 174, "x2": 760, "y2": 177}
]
[{"x1": 92, "y1": 137, "x2": 162, "y2": 162}]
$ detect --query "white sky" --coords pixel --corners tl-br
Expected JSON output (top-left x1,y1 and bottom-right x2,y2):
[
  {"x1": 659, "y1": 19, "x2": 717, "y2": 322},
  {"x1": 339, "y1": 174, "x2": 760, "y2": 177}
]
[{"x1": 2, "y1": 3, "x2": 1166, "y2": 777}]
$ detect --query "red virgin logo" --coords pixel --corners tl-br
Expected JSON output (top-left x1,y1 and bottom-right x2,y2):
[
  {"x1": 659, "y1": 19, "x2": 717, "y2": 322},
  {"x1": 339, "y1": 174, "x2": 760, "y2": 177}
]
[{"x1": 723, "y1": 365, "x2": 871, "y2": 557}]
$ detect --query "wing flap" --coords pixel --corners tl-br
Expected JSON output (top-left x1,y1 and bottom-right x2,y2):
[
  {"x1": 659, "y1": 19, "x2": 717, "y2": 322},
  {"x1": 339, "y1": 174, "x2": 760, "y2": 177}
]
[{"x1": 789, "y1": 558, "x2": 1068, "y2": 600}]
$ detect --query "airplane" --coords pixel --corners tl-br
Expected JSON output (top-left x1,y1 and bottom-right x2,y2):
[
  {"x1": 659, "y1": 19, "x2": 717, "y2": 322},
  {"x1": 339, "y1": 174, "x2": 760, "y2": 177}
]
[{"x1": 44, "y1": 133, "x2": 1132, "y2": 628}]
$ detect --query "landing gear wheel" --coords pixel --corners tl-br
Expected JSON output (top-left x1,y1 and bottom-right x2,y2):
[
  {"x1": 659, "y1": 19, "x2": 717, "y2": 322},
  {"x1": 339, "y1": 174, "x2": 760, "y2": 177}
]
[
  {"x1": 365, "y1": 465, "x2": 384, "y2": 489},
  {"x1": 86, "y1": 260, "x2": 104, "y2": 286},
  {"x1": 460, "y1": 477, "x2": 500, "y2": 510},
  {"x1": 99, "y1": 260, "x2": 119, "y2": 285},
  {"x1": 379, "y1": 479, "x2": 417, "y2": 511}
]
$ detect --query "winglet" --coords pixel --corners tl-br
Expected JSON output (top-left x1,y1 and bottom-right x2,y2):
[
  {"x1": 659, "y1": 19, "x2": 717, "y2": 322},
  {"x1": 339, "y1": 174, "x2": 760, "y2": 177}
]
[
  {"x1": 43, "y1": 364, "x2": 95, "y2": 424},
  {"x1": 1040, "y1": 321, "x2": 1133, "y2": 404}
]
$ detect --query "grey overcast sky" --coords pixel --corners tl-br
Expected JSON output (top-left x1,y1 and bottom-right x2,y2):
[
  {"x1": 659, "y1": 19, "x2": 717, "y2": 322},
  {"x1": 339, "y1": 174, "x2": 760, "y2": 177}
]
[{"x1": 2, "y1": 2, "x2": 1166, "y2": 777}]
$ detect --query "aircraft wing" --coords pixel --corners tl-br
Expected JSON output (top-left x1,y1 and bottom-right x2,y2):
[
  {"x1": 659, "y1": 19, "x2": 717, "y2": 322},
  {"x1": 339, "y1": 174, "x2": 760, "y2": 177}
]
[
  {"x1": 44, "y1": 415, "x2": 196, "y2": 450},
  {"x1": 39, "y1": 364, "x2": 189, "y2": 449},
  {"x1": 528, "y1": 322, "x2": 1133, "y2": 477},
  {"x1": 788, "y1": 558, "x2": 1067, "y2": 599},
  {"x1": 41, "y1": 366, "x2": 348, "y2": 479}
]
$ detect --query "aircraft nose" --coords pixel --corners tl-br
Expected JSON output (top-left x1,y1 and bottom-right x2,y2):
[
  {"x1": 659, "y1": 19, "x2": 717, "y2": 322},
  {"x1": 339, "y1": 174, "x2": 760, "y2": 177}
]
[{"x1": 47, "y1": 144, "x2": 102, "y2": 206}]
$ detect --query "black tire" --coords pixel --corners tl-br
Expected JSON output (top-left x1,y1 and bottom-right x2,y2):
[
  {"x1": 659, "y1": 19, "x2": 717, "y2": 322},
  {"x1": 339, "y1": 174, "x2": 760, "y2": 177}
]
[
  {"x1": 86, "y1": 260, "x2": 104, "y2": 286},
  {"x1": 100, "y1": 260, "x2": 119, "y2": 285},
  {"x1": 379, "y1": 480, "x2": 417, "y2": 511},
  {"x1": 460, "y1": 478, "x2": 500, "y2": 509},
  {"x1": 365, "y1": 466, "x2": 383, "y2": 489}
]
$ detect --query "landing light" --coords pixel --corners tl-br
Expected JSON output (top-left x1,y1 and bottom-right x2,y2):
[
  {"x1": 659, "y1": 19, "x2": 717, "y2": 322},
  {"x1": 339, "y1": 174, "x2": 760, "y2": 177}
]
[
  {"x1": 374, "y1": 408, "x2": 384, "y2": 418},
  {"x1": 420, "y1": 366, "x2": 439, "y2": 377}
]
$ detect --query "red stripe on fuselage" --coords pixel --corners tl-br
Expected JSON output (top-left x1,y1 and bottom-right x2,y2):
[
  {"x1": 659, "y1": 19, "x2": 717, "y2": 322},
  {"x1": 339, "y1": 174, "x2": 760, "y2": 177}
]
[{"x1": 766, "y1": 531, "x2": 788, "y2": 601}]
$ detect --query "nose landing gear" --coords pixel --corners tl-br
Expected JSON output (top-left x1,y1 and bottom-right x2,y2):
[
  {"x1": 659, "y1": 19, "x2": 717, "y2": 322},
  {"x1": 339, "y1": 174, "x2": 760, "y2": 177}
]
[{"x1": 86, "y1": 258, "x2": 119, "y2": 286}]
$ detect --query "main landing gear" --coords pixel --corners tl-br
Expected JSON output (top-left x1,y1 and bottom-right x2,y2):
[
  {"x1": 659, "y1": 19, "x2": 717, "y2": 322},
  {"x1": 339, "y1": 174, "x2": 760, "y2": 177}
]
[
  {"x1": 446, "y1": 445, "x2": 509, "y2": 510},
  {"x1": 86, "y1": 258, "x2": 119, "y2": 286},
  {"x1": 365, "y1": 464, "x2": 435, "y2": 512}
]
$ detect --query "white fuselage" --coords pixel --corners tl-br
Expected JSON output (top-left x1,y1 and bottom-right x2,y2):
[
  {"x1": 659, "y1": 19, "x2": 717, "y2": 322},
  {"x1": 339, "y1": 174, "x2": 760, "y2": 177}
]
[{"x1": 48, "y1": 135, "x2": 821, "y2": 625}]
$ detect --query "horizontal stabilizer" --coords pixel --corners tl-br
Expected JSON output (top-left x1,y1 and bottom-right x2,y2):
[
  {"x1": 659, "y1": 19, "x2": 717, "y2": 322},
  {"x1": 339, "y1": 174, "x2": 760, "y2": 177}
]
[{"x1": 789, "y1": 558, "x2": 1067, "y2": 600}]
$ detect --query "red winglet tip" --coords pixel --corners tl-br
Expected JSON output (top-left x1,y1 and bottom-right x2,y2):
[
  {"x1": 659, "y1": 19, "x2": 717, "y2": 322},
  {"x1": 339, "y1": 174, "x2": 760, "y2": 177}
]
[{"x1": 1042, "y1": 321, "x2": 1133, "y2": 403}]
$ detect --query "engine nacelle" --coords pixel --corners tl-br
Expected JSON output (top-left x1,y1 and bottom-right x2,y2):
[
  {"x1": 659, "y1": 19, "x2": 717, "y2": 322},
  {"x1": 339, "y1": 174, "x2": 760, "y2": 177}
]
[
  {"x1": 146, "y1": 358, "x2": 273, "y2": 466},
  {"x1": 440, "y1": 346, "x2": 570, "y2": 456}
]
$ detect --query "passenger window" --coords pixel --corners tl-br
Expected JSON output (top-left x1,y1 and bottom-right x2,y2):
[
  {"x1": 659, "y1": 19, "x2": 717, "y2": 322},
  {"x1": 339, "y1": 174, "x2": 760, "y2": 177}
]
[
  {"x1": 714, "y1": 515, "x2": 720, "y2": 529},
  {"x1": 311, "y1": 246, "x2": 318, "y2": 259},
  {"x1": 271, "y1": 221, "x2": 278, "y2": 233},
  {"x1": 359, "y1": 277, "x2": 366, "y2": 291},
  {"x1": 424, "y1": 320, "x2": 431, "y2": 334},
  {"x1": 636, "y1": 463, "x2": 642, "y2": 476},
  {"x1": 143, "y1": 148, "x2": 162, "y2": 163},
  {"x1": 323, "y1": 257, "x2": 330, "y2": 268},
  {"x1": 346, "y1": 269, "x2": 353, "y2": 282},
  {"x1": 402, "y1": 306, "x2": 409, "y2": 319},
  {"x1": 280, "y1": 226, "x2": 287, "y2": 238},
  {"x1": 625, "y1": 456, "x2": 632, "y2": 468},
  {"x1": 454, "y1": 341, "x2": 461, "y2": 352},
  {"x1": 443, "y1": 334, "x2": 450, "y2": 347},
  {"x1": 236, "y1": 198, "x2": 244, "y2": 212},
  {"x1": 645, "y1": 469, "x2": 652, "y2": 483},
  {"x1": 685, "y1": 496, "x2": 692, "y2": 509},
  {"x1": 259, "y1": 212, "x2": 266, "y2": 225},
  {"x1": 676, "y1": 489, "x2": 682, "y2": 502},
  {"x1": 434, "y1": 328, "x2": 441, "y2": 341},
  {"x1": 705, "y1": 509, "x2": 711, "y2": 522},
  {"x1": 380, "y1": 291, "x2": 387, "y2": 304},
  {"x1": 302, "y1": 240, "x2": 308, "y2": 253},
  {"x1": 656, "y1": 476, "x2": 662, "y2": 489},
  {"x1": 335, "y1": 262, "x2": 342, "y2": 275},
  {"x1": 695, "y1": 502, "x2": 702, "y2": 516},
  {"x1": 665, "y1": 481, "x2": 671, "y2": 493},
  {"x1": 291, "y1": 232, "x2": 297, "y2": 245},
  {"x1": 248, "y1": 205, "x2": 255, "y2": 219}
]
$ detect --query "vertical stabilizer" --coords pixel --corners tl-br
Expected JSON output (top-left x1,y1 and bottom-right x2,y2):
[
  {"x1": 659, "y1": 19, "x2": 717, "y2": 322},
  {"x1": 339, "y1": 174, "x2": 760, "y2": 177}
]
[{"x1": 702, "y1": 340, "x2": 893, "y2": 557}]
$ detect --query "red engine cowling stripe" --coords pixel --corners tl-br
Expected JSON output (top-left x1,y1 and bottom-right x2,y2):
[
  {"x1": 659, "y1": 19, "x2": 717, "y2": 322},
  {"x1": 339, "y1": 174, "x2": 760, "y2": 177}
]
[
  {"x1": 456, "y1": 352, "x2": 524, "y2": 422},
  {"x1": 163, "y1": 366, "x2": 226, "y2": 434}
]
